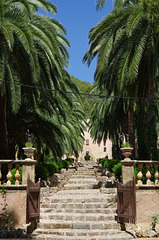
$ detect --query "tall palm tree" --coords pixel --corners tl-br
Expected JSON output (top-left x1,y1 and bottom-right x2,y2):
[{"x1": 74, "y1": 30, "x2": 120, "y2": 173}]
[
  {"x1": 84, "y1": 0, "x2": 159, "y2": 158},
  {"x1": 7, "y1": 72, "x2": 86, "y2": 160},
  {"x1": 0, "y1": 0, "x2": 71, "y2": 159}
]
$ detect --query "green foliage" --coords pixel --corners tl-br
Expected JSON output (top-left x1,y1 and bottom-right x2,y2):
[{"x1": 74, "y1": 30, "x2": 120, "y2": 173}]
[
  {"x1": 11, "y1": 166, "x2": 22, "y2": 185},
  {"x1": 70, "y1": 76, "x2": 92, "y2": 93},
  {"x1": 112, "y1": 162, "x2": 121, "y2": 181},
  {"x1": 99, "y1": 158, "x2": 122, "y2": 181},
  {"x1": 70, "y1": 76, "x2": 93, "y2": 117},
  {"x1": 45, "y1": 161, "x2": 59, "y2": 175},
  {"x1": 121, "y1": 142, "x2": 131, "y2": 148},
  {"x1": 151, "y1": 214, "x2": 159, "y2": 231},
  {"x1": 35, "y1": 158, "x2": 74, "y2": 181},
  {"x1": 0, "y1": 184, "x2": 6, "y2": 195},
  {"x1": 84, "y1": 0, "x2": 159, "y2": 159},
  {"x1": 1, "y1": 0, "x2": 86, "y2": 161},
  {"x1": 99, "y1": 158, "x2": 120, "y2": 172},
  {"x1": 35, "y1": 164, "x2": 50, "y2": 182},
  {"x1": 60, "y1": 159, "x2": 74, "y2": 169}
]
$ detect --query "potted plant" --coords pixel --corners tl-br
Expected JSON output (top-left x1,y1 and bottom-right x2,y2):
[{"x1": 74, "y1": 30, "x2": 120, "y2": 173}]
[
  {"x1": 120, "y1": 142, "x2": 133, "y2": 159},
  {"x1": 23, "y1": 130, "x2": 35, "y2": 159}
]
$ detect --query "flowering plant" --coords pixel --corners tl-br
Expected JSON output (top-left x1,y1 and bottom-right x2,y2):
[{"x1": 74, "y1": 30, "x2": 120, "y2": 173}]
[{"x1": 25, "y1": 129, "x2": 34, "y2": 147}]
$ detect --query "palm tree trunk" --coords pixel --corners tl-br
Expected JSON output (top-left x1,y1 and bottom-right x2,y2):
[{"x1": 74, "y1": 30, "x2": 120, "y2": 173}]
[
  {"x1": 147, "y1": 85, "x2": 157, "y2": 159},
  {"x1": 137, "y1": 99, "x2": 148, "y2": 159},
  {"x1": 128, "y1": 99, "x2": 135, "y2": 149},
  {"x1": 0, "y1": 93, "x2": 9, "y2": 159}
]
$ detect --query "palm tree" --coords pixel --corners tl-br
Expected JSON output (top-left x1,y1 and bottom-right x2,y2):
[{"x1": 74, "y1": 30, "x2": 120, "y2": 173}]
[
  {"x1": 84, "y1": 0, "x2": 159, "y2": 158},
  {"x1": 0, "y1": 0, "x2": 71, "y2": 159},
  {"x1": 7, "y1": 72, "x2": 86, "y2": 160},
  {"x1": 95, "y1": 0, "x2": 107, "y2": 10}
]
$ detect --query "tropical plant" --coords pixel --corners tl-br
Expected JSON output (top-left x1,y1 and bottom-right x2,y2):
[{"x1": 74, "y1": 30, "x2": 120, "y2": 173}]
[
  {"x1": 0, "y1": 0, "x2": 61, "y2": 158},
  {"x1": 7, "y1": 72, "x2": 86, "y2": 160},
  {"x1": 95, "y1": 0, "x2": 107, "y2": 10},
  {"x1": 84, "y1": 0, "x2": 159, "y2": 159},
  {"x1": 0, "y1": 0, "x2": 86, "y2": 162}
]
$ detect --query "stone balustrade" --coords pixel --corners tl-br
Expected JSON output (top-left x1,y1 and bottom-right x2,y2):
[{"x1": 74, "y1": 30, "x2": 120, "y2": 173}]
[
  {"x1": 121, "y1": 158, "x2": 159, "y2": 186},
  {"x1": 120, "y1": 147, "x2": 159, "y2": 186},
  {"x1": 136, "y1": 160, "x2": 159, "y2": 185},
  {"x1": 0, "y1": 159, "x2": 36, "y2": 186}
]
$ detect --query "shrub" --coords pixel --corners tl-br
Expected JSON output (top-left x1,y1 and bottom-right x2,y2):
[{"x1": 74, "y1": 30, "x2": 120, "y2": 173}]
[
  {"x1": 35, "y1": 158, "x2": 74, "y2": 181},
  {"x1": 35, "y1": 164, "x2": 49, "y2": 182},
  {"x1": 100, "y1": 158, "x2": 120, "y2": 172},
  {"x1": 45, "y1": 161, "x2": 59, "y2": 176},
  {"x1": 112, "y1": 163, "x2": 121, "y2": 181},
  {"x1": 62, "y1": 158, "x2": 74, "y2": 169}
]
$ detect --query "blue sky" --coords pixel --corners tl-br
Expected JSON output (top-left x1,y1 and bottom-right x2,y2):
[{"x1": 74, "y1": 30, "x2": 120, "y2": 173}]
[{"x1": 49, "y1": 0, "x2": 113, "y2": 85}]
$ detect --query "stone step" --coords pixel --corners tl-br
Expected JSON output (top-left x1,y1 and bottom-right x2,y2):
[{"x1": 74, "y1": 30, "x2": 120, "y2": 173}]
[
  {"x1": 74, "y1": 171, "x2": 95, "y2": 174},
  {"x1": 40, "y1": 202, "x2": 117, "y2": 210},
  {"x1": 40, "y1": 205, "x2": 117, "y2": 214},
  {"x1": 70, "y1": 175, "x2": 97, "y2": 179},
  {"x1": 63, "y1": 183, "x2": 99, "y2": 190},
  {"x1": 56, "y1": 189, "x2": 101, "y2": 195},
  {"x1": 40, "y1": 212, "x2": 115, "y2": 221},
  {"x1": 33, "y1": 228, "x2": 129, "y2": 237},
  {"x1": 31, "y1": 234, "x2": 132, "y2": 240},
  {"x1": 31, "y1": 161, "x2": 131, "y2": 240},
  {"x1": 68, "y1": 179, "x2": 97, "y2": 184},
  {"x1": 42, "y1": 195, "x2": 116, "y2": 204},
  {"x1": 73, "y1": 174, "x2": 95, "y2": 177},
  {"x1": 38, "y1": 220, "x2": 121, "y2": 230},
  {"x1": 40, "y1": 187, "x2": 117, "y2": 196},
  {"x1": 100, "y1": 188, "x2": 117, "y2": 194}
]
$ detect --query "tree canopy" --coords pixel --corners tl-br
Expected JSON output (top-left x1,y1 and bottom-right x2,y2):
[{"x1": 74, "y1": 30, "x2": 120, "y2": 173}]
[
  {"x1": 0, "y1": 0, "x2": 86, "y2": 161},
  {"x1": 84, "y1": 0, "x2": 159, "y2": 159}
]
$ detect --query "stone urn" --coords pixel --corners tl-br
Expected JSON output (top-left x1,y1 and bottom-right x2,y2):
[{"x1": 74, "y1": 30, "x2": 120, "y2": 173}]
[
  {"x1": 23, "y1": 147, "x2": 35, "y2": 159},
  {"x1": 120, "y1": 147, "x2": 133, "y2": 160}
]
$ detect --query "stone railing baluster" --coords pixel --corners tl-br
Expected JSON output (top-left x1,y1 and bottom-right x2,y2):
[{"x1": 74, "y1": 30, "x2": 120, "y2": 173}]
[
  {"x1": 15, "y1": 164, "x2": 20, "y2": 185},
  {"x1": 146, "y1": 163, "x2": 151, "y2": 185},
  {"x1": 154, "y1": 163, "x2": 159, "y2": 185},
  {"x1": 6, "y1": 163, "x2": 13, "y2": 185},
  {"x1": 137, "y1": 163, "x2": 143, "y2": 185}
]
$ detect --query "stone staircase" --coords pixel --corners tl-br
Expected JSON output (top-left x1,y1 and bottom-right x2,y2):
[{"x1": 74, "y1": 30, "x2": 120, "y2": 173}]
[{"x1": 31, "y1": 161, "x2": 133, "y2": 240}]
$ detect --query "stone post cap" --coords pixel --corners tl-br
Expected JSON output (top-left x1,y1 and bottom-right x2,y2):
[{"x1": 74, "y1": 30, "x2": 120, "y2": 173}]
[
  {"x1": 14, "y1": 159, "x2": 37, "y2": 165},
  {"x1": 121, "y1": 160, "x2": 137, "y2": 166}
]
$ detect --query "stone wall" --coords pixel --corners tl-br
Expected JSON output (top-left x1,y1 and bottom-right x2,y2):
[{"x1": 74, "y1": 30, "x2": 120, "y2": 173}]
[
  {"x1": 0, "y1": 189, "x2": 27, "y2": 228},
  {"x1": 136, "y1": 189, "x2": 159, "y2": 231}
]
